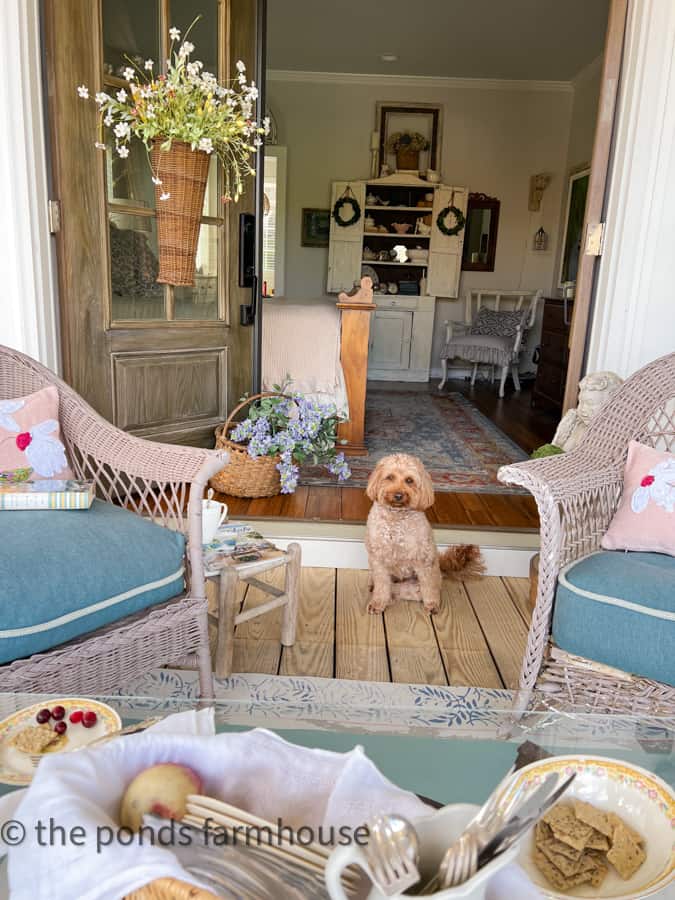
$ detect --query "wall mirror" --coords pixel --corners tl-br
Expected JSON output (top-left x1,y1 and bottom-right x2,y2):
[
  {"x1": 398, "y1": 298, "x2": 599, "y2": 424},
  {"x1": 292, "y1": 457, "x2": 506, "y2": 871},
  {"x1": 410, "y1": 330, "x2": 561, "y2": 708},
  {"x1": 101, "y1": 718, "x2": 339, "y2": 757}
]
[{"x1": 461, "y1": 193, "x2": 500, "y2": 272}]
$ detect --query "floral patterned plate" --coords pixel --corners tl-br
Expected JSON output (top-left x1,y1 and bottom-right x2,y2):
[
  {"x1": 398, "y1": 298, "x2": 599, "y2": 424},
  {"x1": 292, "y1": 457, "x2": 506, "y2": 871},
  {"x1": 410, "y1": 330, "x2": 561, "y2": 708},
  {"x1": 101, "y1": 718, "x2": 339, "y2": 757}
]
[
  {"x1": 511, "y1": 755, "x2": 674, "y2": 899},
  {"x1": 0, "y1": 698, "x2": 121, "y2": 786}
]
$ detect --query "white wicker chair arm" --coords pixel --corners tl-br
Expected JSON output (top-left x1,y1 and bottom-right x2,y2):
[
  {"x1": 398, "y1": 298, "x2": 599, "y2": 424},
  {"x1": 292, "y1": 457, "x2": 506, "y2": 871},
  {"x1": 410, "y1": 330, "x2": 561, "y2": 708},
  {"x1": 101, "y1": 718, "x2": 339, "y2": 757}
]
[{"x1": 445, "y1": 320, "x2": 470, "y2": 341}]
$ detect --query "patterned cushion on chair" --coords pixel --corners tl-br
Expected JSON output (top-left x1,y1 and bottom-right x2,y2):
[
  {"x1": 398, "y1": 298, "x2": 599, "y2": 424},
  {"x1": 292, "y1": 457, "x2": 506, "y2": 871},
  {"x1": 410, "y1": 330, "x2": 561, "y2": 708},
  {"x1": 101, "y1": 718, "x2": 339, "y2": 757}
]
[
  {"x1": 441, "y1": 333, "x2": 514, "y2": 367},
  {"x1": 0, "y1": 500, "x2": 186, "y2": 664},
  {"x1": 470, "y1": 306, "x2": 528, "y2": 338},
  {"x1": 552, "y1": 550, "x2": 675, "y2": 686}
]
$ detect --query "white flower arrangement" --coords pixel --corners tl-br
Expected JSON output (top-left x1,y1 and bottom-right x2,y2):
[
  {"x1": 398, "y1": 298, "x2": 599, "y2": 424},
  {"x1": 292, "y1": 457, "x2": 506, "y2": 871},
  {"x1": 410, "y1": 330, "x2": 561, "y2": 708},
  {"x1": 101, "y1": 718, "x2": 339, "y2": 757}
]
[{"x1": 79, "y1": 19, "x2": 269, "y2": 202}]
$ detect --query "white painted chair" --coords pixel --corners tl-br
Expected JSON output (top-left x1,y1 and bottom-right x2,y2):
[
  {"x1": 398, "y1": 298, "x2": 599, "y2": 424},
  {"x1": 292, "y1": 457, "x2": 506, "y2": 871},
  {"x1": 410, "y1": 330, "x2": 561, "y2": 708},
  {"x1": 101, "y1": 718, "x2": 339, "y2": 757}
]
[{"x1": 438, "y1": 289, "x2": 543, "y2": 398}]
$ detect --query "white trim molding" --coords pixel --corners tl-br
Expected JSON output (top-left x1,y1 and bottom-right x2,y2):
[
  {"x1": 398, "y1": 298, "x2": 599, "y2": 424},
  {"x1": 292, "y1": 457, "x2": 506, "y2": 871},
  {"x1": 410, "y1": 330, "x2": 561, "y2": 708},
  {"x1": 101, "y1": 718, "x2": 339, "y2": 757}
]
[
  {"x1": 267, "y1": 69, "x2": 573, "y2": 94},
  {"x1": 0, "y1": 0, "x2": 60, "y2": 371},
  {"x1": 586, "y1": 0, "x2": 675, "y2": 376}
]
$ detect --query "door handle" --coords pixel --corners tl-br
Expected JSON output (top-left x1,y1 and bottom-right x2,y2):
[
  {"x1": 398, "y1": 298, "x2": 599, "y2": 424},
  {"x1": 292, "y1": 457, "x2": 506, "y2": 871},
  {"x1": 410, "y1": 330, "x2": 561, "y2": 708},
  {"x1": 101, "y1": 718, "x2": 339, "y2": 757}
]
[{"x1": 240, "y1": 274, "x2": 258, "y2": 327}]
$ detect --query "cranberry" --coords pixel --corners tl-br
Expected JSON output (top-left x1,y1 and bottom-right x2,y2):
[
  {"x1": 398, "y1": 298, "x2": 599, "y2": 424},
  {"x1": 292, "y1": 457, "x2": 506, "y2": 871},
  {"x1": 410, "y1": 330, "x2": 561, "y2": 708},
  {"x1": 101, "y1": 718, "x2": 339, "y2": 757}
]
[
  {"x1": 35, "y1": 708, "x2": 51, "y2": 724},
  {"x1": 82, "y1": 711, "x2": 97, "y2": 728},
  {"x1": 51, "y1": 705, "x2": 66, "y2": 721},
  {"x1": 54, "y1": 721, "x2": 67, "y2": 735},
  {"x1": 69, "y1": 710, "x2": 83, "y2": 724}
]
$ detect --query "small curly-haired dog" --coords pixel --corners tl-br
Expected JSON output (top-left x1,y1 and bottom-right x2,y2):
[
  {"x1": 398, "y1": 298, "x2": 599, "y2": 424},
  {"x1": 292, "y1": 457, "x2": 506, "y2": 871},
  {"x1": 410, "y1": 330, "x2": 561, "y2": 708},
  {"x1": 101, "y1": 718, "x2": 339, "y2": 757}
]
[{"x1": 365, "y1": 453, "x2": 485, "y2": 614}]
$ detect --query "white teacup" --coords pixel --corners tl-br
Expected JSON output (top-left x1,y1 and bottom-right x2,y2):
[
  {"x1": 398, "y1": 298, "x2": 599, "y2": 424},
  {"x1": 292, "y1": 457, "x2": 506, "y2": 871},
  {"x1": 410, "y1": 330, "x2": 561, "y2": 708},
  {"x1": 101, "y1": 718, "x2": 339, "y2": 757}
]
[
  {"x1": 201, "y1": 498, "x2": 228, "y2": 543},
  {"x1": 325, "y1": 803, "x2": 522, "y2": 900}
]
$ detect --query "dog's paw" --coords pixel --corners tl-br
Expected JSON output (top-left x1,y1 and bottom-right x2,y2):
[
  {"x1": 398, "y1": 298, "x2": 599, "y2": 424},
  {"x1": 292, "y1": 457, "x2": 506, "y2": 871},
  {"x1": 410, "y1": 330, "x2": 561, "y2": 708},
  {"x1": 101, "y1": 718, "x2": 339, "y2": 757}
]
[
  {"x1": 367, "y1": 600, "x2": 387, "y2": 615},
  {"x1": 423, "y1": 601, "x2": 440, "y2": 615}
]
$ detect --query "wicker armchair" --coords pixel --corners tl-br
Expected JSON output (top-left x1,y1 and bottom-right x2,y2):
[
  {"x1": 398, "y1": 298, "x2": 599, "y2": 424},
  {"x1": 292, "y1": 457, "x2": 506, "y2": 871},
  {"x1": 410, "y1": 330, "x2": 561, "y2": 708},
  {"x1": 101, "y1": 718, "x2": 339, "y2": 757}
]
[
  {"x1": 0, "y1": 345, "x2": 227, "y2": 698},
  {"x1": 499, "y1": 351, "x2": 675, "y2": 715}
]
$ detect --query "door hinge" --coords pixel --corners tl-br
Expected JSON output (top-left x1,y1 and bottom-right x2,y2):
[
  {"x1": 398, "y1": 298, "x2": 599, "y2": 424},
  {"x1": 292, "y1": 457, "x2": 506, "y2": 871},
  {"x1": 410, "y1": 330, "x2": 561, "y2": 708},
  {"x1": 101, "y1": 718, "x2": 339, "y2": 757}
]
[
  {"x1": 48, "y1": 200, "x2": 61, "y2": 234},
  {"x1": 585, "y1": 222, "x2": 605, "y2": 256}
]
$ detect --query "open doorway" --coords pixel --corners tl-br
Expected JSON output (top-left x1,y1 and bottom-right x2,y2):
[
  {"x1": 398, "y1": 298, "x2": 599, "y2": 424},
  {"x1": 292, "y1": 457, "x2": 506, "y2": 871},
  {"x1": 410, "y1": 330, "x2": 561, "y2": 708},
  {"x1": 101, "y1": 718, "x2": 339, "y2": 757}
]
[{"x1": 228, "y1": 0, "x2": 620, "y2": 526}]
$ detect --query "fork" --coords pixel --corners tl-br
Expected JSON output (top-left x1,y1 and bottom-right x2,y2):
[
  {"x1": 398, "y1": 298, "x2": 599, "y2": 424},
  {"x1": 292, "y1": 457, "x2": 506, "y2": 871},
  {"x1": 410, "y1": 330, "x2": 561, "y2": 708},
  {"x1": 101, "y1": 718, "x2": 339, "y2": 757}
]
[{"x1": 361, "y1": 813, "x2": 420, "y2": 897}]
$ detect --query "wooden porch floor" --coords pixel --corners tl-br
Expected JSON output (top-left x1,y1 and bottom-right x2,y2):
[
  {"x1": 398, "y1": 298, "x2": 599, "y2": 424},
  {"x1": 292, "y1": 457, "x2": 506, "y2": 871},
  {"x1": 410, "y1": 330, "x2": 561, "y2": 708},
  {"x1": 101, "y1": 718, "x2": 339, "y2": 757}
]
[{"x1": 209, "y1": 567, "x2": 532, "y2": 690}]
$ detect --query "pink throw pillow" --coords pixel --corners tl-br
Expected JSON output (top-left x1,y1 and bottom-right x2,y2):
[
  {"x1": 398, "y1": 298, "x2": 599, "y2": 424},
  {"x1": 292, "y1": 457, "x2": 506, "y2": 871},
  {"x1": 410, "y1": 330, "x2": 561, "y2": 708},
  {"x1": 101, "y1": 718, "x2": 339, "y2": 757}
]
[
  {"x1": 602, "y1": 440, "x2": 675, "y2": 555},
  {"x1": 0, "y1": 385, "x2": 73, "y2": 481}
]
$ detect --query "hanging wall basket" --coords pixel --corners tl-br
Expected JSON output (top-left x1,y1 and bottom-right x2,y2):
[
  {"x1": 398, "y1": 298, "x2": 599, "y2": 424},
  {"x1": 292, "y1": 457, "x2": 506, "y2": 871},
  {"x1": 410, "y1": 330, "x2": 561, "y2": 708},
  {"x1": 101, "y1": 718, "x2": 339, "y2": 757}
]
[{"x1": 150, "y1": 139, "x2": 210, "y2": 287}]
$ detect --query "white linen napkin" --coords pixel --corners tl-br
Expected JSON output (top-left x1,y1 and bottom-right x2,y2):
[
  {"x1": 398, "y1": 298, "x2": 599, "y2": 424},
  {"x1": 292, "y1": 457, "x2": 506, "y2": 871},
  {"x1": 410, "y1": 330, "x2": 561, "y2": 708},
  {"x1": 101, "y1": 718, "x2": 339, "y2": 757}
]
[{"x1": 7, "y1": 726, "x2": 427, "y2": 900}]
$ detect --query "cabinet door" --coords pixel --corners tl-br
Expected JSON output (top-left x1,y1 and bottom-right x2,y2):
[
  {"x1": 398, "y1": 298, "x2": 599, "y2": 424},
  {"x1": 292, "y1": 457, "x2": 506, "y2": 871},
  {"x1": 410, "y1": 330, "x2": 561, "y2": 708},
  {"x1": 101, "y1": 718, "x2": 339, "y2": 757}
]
[
  {"x1": 369, "y1": 309, "x2": 412, "y2": 370},
  {"x1": 427, "y1": 186, "x2": 467, "y2": 298},
  {"x1": 327, "y1": 181, "x2": 365, "y2": 293},
  {"x1": 327, "y1": 241, "x2": 362, "y2": 293}
]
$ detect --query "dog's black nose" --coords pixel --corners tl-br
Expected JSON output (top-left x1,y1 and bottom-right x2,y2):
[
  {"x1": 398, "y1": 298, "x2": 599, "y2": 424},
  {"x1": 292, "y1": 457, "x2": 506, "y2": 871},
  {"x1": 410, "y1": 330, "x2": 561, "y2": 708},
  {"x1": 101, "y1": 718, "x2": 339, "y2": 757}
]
[{"x1": 393, "y1": 492, "x2": 404, "y2": 501}]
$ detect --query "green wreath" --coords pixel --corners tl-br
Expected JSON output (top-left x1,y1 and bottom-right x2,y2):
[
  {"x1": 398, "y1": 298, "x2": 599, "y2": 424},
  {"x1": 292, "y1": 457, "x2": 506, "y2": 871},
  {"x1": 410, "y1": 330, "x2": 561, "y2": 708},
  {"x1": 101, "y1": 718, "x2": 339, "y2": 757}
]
[
  {"x1": 436, "y1": 205, "x2": 466, "y2": 236},
  {"x1": 332, "y1": 195, "x2": 361, "y2": 228}
]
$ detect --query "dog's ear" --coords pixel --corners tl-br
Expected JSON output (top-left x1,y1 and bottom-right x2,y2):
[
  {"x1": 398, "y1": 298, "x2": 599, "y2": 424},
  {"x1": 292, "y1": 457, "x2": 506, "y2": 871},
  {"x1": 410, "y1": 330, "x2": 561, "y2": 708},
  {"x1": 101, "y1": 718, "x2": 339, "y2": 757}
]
[
  {"x1": 366, "y1": 460, "x2": 385, "y2": 501},
  {"x1": 416, "y1": 461, "x2": 435, "y2": 510}
]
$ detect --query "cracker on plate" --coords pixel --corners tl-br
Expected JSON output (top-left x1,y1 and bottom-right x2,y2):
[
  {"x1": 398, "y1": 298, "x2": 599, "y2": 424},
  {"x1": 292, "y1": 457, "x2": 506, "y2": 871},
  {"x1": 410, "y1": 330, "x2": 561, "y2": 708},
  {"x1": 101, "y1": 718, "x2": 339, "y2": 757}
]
[
  {"x1": 607, "y1": 823, "x2": 647, "y2": 880},
  {"x1": 574, "y1": 799, "x2": 613, "y2": 837},
  {"x1": 548, "y1": 807, "x2": 595, "y2": 852},
  {"x1": 11, "y1": 724, "x2": 60, "y2": 754}
]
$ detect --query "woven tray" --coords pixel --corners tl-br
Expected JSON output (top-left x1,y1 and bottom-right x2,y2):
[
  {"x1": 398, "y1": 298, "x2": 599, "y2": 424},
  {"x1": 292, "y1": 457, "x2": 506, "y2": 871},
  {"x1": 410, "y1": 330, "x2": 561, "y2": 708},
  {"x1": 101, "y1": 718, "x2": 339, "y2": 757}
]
[{"x1": 125, "y1": 877, "x2": 217, "y2": 899}]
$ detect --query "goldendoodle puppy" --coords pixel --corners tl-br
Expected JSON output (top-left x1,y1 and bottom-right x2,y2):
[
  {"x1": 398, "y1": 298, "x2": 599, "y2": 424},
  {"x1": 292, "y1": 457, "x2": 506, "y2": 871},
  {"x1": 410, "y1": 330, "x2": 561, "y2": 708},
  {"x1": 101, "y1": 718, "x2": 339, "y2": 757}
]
[{"x1": 365, "y1": 453, "x2": 485, "y2": 614}]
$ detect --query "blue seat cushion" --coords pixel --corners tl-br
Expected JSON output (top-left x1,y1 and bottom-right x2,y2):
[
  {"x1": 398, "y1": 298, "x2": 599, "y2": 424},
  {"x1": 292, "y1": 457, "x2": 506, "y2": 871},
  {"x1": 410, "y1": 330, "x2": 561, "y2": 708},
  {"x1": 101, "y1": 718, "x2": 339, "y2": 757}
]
[
  {"x1": 552, "y1": 550, "x2": 675, "y2": 686},
  {"x1": 0, "y1": 500, "x2": 185, "y2": 664}
]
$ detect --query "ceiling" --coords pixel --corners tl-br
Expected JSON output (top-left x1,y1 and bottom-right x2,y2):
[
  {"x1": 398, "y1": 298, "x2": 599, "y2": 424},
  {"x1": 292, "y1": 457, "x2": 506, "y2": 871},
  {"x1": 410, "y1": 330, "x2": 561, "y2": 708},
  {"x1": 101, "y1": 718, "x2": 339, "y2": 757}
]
[{"x1": 267, "y1": 0, "x2": 610, "y2": 82}]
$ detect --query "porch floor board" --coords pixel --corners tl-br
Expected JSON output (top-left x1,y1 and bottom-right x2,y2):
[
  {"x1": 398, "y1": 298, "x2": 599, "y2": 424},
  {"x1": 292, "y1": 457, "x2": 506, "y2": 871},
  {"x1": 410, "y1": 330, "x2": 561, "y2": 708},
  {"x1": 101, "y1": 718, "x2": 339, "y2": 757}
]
[{"x1": 210, "y1": 567, "x2": 531, "y2": 690}]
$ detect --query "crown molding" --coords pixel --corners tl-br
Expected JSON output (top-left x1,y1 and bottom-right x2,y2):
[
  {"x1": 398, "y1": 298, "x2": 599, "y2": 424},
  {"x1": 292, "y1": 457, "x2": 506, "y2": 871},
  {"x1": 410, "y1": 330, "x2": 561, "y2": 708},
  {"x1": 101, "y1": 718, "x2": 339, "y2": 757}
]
[{"x1": 267, "y1": 68, "x2": 573, "y2": 93}]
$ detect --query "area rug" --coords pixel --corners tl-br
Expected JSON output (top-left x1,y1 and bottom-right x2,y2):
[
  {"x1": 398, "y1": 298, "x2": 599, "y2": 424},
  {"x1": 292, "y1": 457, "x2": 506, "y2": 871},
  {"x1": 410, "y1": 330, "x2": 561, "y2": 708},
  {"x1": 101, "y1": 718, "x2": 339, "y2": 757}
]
[{"x1": 301, "y1": 390, "x2": 527, "y2": 493}]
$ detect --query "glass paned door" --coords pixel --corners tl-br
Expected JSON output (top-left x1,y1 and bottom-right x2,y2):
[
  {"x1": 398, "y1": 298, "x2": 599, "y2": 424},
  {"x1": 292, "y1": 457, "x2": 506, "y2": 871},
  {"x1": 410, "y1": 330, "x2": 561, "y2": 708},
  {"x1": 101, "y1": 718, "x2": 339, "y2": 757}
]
[{"x1": 101, "y1": 0, "x2": 226, "y2": 324}]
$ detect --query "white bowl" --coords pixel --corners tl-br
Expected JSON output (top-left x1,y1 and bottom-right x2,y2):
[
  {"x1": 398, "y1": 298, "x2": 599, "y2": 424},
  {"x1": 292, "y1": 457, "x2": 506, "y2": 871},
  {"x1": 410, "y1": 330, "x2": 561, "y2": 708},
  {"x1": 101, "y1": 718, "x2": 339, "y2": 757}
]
[
  {"x1": 408, "y1": 249, "x2": 429, "y2": 262},
  {"x1": 511, "y1": 755, "x2": 675, "y2": 899}
]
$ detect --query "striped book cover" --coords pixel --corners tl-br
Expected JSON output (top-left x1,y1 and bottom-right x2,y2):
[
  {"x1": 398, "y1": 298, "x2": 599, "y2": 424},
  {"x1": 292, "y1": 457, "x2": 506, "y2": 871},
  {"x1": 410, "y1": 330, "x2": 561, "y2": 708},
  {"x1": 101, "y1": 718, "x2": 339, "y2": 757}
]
[{"x1": 0, "y1": 479, "x2": 95, "y2": 510}]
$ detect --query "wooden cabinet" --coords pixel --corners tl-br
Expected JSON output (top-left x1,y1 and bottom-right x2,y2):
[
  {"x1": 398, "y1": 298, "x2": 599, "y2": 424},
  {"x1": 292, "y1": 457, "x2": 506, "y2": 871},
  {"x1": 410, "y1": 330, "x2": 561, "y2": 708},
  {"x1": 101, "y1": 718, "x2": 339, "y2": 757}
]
[
  {"x1": 327, "y1": 176, "x2": 466, "y2": 299},
  {"x1": 532, "y1": 297, "x2": 574, "y2": 413},
  {"x1": 368, "y1": 295, "x2": 436, "y2": 381}
]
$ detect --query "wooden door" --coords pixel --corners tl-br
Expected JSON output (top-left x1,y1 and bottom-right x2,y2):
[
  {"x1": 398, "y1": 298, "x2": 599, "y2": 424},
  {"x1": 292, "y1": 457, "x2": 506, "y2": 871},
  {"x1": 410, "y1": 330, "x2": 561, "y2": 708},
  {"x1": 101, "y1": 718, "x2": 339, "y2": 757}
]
[
  {"x1": 369, "y1": 309, "x2": 413, "y2": 371},
  {"x1": 44, "y1": 0, "x2": 260, "y2": 445},
  {"x1": 563, "y1": 0, "x2": 628, "y2": 411},
  {"x1": 327, "y1": 181, "x2": 365, "y2": 293},
  {"x1": 427, "y1": 186, "x2": 467, "y2": 298}
]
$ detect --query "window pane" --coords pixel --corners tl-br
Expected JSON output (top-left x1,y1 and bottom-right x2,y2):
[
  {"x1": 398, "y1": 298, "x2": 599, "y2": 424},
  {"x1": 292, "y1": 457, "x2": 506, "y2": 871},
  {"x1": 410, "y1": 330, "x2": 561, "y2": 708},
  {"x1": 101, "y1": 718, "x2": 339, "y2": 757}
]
[
  {"x1": 174, "y1": 224, "x2": 219, "y2": 320},
  {"x1": 105, "y1": 132, "x2": 155, "y2": 209},
  {"x1": 102, "y1": 0, "x2": 159, "y2": 79},
  {"x1": 169, "y1": 0, "x2": 218, "y2": 73},
  {"x1": 109, "y1": 213, "x2": 165, "y2": 320}
]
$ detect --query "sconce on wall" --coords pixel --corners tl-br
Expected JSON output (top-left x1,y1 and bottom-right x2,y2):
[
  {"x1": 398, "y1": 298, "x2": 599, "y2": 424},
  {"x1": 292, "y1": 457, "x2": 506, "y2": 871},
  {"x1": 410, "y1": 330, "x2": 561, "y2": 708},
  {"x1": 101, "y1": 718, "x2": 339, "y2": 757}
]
[{"x1": 528, "y1": 173, "x2": 552, "y2": 211}]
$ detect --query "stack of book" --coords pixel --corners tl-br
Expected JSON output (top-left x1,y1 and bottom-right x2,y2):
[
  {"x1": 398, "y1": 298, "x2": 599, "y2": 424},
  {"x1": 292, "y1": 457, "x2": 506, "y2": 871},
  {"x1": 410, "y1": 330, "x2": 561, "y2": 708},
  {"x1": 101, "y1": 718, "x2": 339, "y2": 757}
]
[
  {"x1": 203, "y1": 522, "x2": 283, "y2": 576},
  {"x1": 398, "y1": 280, "x2": 419, "y2": 296},
  {"x1": 0, "y1": 479, "x2": 95, "y2": 510}
]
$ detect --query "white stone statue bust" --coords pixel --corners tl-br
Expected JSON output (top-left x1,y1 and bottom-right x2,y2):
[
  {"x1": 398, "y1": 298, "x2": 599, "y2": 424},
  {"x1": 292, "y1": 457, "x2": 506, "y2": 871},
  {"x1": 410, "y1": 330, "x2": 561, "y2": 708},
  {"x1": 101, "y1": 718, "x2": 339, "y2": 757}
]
[{"x1": 552, "y1": 371, "x2": 623, "y2": 452}]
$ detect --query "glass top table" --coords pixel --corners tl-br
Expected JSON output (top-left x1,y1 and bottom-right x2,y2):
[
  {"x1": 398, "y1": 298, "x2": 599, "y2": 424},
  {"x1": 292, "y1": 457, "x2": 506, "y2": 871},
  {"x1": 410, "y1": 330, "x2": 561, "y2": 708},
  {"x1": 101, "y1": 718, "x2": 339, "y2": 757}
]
[{"x1": 1, "y1": 683, "x2": 673, "y2": 802}]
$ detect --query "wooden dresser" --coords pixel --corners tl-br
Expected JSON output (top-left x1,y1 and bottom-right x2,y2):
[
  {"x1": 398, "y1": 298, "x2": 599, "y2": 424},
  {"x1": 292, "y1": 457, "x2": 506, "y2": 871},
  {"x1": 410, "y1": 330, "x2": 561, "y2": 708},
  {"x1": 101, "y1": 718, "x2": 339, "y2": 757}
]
[{"x1": 532, "y1": 297, "x2": 574, "y2": 413}]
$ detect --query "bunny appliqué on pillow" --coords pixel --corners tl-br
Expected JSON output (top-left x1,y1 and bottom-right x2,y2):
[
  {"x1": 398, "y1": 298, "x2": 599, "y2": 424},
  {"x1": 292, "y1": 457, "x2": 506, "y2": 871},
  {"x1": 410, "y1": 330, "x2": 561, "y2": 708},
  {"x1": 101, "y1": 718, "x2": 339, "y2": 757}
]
[
  {"x1": 0, "y1": 399, "x2": 68, "y2": 478},
  {"x1": 631, "y1": 459, "x2": 675, "y2": 514}
]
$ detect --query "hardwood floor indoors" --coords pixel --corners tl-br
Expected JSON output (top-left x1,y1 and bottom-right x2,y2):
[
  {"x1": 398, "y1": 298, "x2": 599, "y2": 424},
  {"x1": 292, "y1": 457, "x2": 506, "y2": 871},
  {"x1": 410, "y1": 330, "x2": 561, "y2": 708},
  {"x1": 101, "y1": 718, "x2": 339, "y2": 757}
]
[
  {"x1": 209, "y1": 566, "x2": 531, "y2": 689},
  {"x1": 214, "y1": 380, "x2": 555, "y2": 530}
]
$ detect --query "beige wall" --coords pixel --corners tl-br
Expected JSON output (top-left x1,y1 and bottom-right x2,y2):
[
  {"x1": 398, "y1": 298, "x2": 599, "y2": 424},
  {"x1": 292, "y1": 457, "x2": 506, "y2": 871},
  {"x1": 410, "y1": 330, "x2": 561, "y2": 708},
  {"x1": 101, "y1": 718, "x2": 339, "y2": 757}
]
[{"x1": 268, "y1": 75, "x2": 574, "y2": 369}]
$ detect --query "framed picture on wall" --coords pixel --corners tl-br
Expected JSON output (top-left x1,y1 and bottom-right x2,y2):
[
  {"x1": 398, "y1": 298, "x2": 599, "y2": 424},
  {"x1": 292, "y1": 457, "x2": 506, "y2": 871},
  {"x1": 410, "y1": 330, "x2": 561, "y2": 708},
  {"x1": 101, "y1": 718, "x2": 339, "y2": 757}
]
[
  {"x1": 559, "y1": 165, "x2": 590, "y2": 286},
  {"x1": 301, "y1": 208, "x2": 330, "y2": 247},
  {"x1": 376, "y1": 102, "x2": 442, "y2": 174}
]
